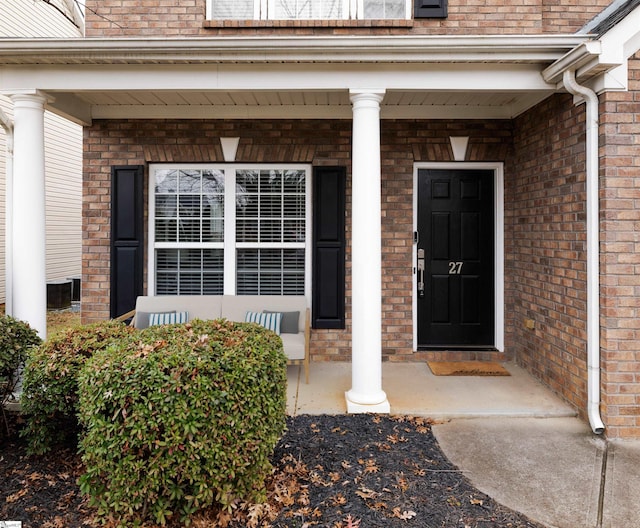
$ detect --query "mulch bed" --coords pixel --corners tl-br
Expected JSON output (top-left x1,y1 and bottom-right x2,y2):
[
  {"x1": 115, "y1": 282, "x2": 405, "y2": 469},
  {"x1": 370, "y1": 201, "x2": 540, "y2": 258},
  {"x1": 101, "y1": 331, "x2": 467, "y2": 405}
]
[{"x1": 1, "y1": 413, "x2": 546, "y2": 528}]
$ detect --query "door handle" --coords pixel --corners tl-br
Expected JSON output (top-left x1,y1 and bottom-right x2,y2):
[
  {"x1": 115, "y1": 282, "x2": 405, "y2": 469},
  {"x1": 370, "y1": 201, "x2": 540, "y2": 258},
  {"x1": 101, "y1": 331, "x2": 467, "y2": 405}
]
[{"x1": 417, "y1": 248, "x2": 425, "y2": 298}]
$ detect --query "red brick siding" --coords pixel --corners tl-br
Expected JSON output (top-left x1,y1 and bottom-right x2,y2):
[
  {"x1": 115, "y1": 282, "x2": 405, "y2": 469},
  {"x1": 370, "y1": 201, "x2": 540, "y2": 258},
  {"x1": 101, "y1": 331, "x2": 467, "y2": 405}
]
[
  {"x1": 507, "y1": 93, "x2": 589, "y2": 420},
  {"x1": 599, "y1": 53, "x2": 640, "y2": 439},
  {"x1": 82, "y1": 118, "x2": 513, "y2": 362},
  {"x1": 84, "y1": 0, "x2": 609, "y2": 37},
  {"x1": 541, "y1": 0, "x2": 611, "y2": 33}
]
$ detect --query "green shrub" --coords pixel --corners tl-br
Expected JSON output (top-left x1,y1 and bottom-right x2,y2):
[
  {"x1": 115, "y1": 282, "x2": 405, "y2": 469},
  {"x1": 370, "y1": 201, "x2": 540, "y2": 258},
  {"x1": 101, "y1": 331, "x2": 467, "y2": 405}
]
[
  {"x1": 78, "y1": 319, "x2": 287, "y2": 527},
  {"x1": 20, "y1": 320, "x2": 137, "y2": 454},
  {"x1": 0, "y1": 315, "x2": 41, "y2": 400}
]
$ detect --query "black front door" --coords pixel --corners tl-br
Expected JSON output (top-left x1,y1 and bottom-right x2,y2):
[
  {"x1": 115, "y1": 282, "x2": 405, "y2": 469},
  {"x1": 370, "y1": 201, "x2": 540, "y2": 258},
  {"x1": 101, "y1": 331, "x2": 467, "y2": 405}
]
[{"x1": 416, "y1": 169, "x2": 494, "y2": 348}]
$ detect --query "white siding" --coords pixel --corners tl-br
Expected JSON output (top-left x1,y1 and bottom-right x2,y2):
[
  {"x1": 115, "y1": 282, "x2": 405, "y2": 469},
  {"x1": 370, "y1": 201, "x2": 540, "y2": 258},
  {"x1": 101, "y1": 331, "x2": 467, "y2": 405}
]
[
  {"x1": 0, "y1": 1, "x2": 83, "y2": 304},
  {"x1": 44, "y1": 112, "x2": 83, "y2": 284},
  {"x1": 0, "y1": 0, "x2": 82, "y2": 38}
]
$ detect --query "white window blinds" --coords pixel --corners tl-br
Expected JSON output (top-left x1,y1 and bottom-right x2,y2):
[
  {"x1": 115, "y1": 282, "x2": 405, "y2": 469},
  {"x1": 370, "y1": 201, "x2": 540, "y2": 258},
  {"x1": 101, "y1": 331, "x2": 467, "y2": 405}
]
[
  {"x1": 270, "y1": 0, "x2": 344, "y2": 19},
  {"x1": 209, "y1": 0, "x2": 408, "y2": 19},
  {"x1": 210, "y1": 0, "x2": 254, "y2": 19},
  {"x1": 150, "y1": 165, "x2": 309, "y2": 297}
]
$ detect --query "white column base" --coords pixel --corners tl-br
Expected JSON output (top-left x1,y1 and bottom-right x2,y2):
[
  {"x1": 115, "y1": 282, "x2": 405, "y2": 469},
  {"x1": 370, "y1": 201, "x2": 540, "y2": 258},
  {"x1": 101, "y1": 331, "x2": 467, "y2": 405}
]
[{"x1": 345, "y1": 390, "x2": 391, "y2": 414}]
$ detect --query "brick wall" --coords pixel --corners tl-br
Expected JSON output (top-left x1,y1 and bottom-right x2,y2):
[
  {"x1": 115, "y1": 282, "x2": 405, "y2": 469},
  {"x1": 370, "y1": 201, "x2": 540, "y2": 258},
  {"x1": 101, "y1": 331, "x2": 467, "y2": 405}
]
[
  {"x1": 599, "y1": 53, "x2": 640, "y2": 439},
  {"x1": 83, "y1": 118, "x2": 513, "y2": 362},
  {"x1": 84, "y1": 0, "x2": 609, "y2": 38},
  {"x1": 507, "y1": 93, "x2": 589, "y2": 419},
  {"x1": 541, "y1": 0, "x2": 612, "y2": 33}
]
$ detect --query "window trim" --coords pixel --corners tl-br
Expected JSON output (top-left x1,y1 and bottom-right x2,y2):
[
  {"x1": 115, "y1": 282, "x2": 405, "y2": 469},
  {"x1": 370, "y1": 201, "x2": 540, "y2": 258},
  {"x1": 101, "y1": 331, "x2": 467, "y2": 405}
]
[
  {"x1": 148, "y1": 163, "x2": 313, "y2": 297},
  {"x1": 206, "y1": 0, "x2": 413, "y2": 21}
]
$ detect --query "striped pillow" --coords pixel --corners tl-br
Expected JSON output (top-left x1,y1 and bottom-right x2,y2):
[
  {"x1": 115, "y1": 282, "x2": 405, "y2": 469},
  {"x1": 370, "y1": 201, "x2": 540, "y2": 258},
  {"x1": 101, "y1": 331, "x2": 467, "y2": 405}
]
[
  {"x1": 148, "y1": 311, "x2": 189, "y2": 327},
  {"x1": 245, "y1": 311, "x2": 282, "y2": 335}
]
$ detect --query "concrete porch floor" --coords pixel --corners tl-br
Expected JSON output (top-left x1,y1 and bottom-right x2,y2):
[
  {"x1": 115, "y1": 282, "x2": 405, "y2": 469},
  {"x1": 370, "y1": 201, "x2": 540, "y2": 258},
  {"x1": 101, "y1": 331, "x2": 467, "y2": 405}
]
[{"x1": 287, "y1": 360, "x2": 577, "y2": 418}]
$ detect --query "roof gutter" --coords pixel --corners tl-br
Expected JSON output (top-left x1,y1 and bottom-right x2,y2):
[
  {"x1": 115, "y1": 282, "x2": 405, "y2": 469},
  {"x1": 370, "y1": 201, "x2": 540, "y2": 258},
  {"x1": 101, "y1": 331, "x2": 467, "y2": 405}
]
[
  {"x1": 543, "y1": 41, "x2": 603, "y2": 85},
  {"x1": 0, "y1": 35, "x2": 592, "y2": 65},
  {"x1": 0, "y1": 108, "x2": 13, "y2": 316},
  {"x1": 562, "y1": 69, "x2": 605, "y2": 435}
]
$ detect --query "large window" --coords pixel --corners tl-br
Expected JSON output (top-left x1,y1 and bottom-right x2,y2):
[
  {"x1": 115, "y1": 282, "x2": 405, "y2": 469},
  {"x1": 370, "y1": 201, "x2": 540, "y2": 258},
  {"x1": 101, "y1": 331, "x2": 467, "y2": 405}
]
[
  {"x1": 208, "y1": 0, "x2": 410, "y2": 20},
  {"x1": 149, "y1": 164, "x2": 310, "y2": 296}
]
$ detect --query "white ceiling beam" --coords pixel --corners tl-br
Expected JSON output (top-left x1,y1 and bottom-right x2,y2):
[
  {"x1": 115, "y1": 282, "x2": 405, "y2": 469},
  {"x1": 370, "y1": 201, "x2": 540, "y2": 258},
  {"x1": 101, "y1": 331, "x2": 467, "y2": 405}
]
[
  {"x1": 45, "y1": 92, "x2": 92, "y2": 126},
  {"x1": 2, "y1": 63, "x2": 555, "y2": 92}
]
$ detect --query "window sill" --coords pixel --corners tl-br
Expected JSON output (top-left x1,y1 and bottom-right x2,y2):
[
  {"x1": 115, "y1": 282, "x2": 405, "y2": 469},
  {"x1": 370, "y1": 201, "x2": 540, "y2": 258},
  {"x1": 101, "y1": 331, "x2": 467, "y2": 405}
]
[{"x1": 203, "y1": 19, "x2": 414, "y2": 29}]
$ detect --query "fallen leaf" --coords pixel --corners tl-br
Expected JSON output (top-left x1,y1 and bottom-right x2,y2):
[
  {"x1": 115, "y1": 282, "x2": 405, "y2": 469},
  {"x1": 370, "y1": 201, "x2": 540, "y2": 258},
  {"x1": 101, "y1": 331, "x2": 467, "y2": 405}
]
[
  {"x1": 397, "y1": 473, "x2": 410, "y2": 492},
  {"x1": 360, "y1": 459, "x2": 380, "y2": 473},
  {"x1": 392, "y1": 507, "x2": 417, "y2": 520},
  {"x1": 331, "y1": 493, "x2": 347, "y2": 506},
  {"x1": 447, "y1": 496, "x2": 462, "y2": 507},
  {"x1": 344, "y1": 514, "x2": 361, "y2": 527},
  {"x1": 355, "y1": 486, "x2": 378, "y2": 500},
  {"x1": 6, "y1": 488, "x2": 29, "y2": 503}
]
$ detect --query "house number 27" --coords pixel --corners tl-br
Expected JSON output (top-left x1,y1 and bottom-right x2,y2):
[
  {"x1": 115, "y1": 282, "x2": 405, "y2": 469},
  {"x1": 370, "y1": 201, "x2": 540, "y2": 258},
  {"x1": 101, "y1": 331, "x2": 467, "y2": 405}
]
[{"x1": 448, "y1": 261, "x2": 463, "y2": 274}]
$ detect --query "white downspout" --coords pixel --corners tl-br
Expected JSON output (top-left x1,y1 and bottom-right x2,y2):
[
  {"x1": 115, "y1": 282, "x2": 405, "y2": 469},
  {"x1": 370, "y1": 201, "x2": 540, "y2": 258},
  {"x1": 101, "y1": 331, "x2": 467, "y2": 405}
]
[
  {"x1": 0, "y1": 108, "x2": 13, "y2": 316},
  {"x1": 562, "y1": 70, "x2": 605, "y2": 435}
]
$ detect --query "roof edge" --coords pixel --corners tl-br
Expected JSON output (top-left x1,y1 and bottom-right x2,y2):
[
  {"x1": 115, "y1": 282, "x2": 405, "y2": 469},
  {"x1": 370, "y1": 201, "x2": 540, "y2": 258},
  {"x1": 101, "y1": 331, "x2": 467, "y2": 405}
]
[{"x1": 0, "y1": 34, "x2": 592, "y2": 65}]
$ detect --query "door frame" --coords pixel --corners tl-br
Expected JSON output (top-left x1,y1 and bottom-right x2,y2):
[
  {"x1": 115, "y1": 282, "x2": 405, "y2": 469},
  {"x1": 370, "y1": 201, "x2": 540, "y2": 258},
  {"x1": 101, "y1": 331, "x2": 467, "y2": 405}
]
[{"x1": 412, "y1": 162, "x2": 504, "y2": 352}]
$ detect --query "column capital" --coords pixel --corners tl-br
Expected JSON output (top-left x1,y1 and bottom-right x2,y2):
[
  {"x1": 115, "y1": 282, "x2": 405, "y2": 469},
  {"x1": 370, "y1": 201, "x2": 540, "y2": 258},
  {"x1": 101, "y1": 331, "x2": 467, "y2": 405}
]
[
  {"x1": 9, "y1": 91, "x2": 49, "y2": 107},
  {"x1": 349, "y1": 89, "x2": 386, "y2": 106}
]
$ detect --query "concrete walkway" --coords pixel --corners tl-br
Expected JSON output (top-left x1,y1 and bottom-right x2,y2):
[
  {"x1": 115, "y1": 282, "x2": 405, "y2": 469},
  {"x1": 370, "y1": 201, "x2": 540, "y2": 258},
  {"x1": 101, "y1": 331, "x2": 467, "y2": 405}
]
[{"x1": 287, "y1": 361, "x2": 640, "y2": 528}]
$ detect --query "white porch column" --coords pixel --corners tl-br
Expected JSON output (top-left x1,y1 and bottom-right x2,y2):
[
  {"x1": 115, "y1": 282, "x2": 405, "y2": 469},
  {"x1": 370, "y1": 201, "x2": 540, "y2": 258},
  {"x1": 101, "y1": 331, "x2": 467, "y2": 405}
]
[
  {"x1": 10, "y1": 93, "x2": 47, "y2": 339},
  {"x1": 345, "y1": 89, "x2": 390, "y2": 413}
]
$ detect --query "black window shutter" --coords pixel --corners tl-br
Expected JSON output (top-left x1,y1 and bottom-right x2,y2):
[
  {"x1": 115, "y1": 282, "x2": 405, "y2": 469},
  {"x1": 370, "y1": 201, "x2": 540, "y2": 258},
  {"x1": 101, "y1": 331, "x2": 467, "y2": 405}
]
[
  {"x1": 312, "y1": 166, "x2": 346, "y2": 329},
  {"x1": 110, "y1": 165, "x2": 144, "y2": 319},
  {"x1": 414, "y1": 0, "x2": 447, "y2": 18}
]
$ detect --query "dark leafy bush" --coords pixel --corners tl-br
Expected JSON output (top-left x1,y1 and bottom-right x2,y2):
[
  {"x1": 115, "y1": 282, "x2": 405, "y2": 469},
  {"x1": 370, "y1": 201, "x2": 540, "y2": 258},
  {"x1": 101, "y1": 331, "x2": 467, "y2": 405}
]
[
  {"x1": 21, "y1": 320, "x2": 137, "y2": 454},
  {"x1": 0, "y1": 315, "x2": 41, "y2": 404},
  {"x1": 78, "y1": 319, "x2": 287, "y2": 527}
]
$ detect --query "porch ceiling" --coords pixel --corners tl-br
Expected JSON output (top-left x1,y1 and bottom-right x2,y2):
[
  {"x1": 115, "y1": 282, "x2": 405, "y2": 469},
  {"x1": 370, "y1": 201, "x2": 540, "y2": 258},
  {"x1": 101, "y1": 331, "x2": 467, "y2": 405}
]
[{"x1": 59, "y1": 88, "x2": 543, "y2": 121}]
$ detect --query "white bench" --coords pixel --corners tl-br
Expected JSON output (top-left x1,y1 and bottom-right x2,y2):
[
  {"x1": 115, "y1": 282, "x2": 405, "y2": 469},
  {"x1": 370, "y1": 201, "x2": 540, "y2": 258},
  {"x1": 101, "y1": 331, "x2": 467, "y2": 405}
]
[{"x1": 128, "y1": 295, "x2": 310, "y2": 383}]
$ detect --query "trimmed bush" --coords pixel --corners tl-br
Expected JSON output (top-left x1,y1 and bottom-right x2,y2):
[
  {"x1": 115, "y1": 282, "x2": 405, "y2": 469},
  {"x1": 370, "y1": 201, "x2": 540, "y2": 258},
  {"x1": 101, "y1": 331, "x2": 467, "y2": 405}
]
[
  {"x1": 21, "y1": 320, "x2": 137, "y2": 454},
  {"x1": 78, "y1": 319, "x2": 287, "y2": 527},
  {"x1": 0, "y1": 315, "x2": 41, "y2": 401}
]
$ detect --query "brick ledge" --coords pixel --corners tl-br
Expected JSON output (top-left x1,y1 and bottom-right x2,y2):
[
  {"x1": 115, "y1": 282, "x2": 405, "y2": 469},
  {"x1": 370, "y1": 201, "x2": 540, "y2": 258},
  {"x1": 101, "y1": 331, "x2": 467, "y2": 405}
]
[{"x1": 203, "y1": 19, "x2": 414, "y2": 29}]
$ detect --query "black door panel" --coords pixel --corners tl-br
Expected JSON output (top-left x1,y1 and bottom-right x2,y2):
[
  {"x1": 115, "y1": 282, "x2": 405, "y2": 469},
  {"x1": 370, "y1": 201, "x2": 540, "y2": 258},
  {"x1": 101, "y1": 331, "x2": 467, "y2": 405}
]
[{"x1": 417, "y1": 169, "x2": 494, "y2": 348}]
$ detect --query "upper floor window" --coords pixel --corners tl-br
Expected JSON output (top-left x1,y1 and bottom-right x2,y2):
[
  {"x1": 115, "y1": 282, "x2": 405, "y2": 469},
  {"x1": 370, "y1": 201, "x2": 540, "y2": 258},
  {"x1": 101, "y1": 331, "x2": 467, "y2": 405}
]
[{"x1": 208, "y1": 0, "x2": 412, "y2": 20}]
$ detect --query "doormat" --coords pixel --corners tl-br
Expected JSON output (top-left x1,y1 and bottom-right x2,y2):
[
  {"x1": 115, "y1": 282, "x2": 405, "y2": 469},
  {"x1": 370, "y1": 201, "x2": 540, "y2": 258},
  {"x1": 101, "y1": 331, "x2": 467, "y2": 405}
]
[{"x1": 427, "y1": 361, "x2": 511, "y2": 376}]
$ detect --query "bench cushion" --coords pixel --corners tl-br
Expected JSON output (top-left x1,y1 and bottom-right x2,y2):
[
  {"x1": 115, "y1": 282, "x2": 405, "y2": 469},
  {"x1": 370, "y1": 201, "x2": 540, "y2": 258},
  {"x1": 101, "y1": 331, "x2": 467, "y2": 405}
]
[
  {"x1": 280, "y1": 333, "x2": 306, "y2": 360},
  {"x1": 244, "y1": 311, "x2": 282, "y2": 335},
  {"x1": 132, "y1": 295, "x2": 308, "y2": 366},
  {"x1": 220, "y1": 295, "x2": 306, "y2": 332}
]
